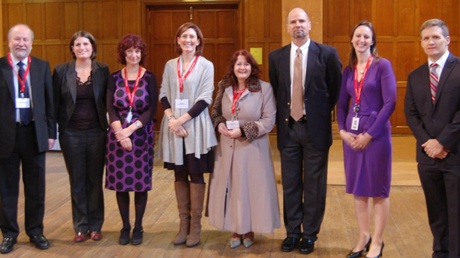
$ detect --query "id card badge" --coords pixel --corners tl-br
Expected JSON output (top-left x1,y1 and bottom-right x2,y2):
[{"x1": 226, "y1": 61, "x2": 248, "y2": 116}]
[
  {"x1": 126, "y1": 111, "x2": 133, "y2": 123},
  {"x1": 175, "y1": 99, "x2": 189, "y2": 109},
  {"x1": 16, "y1": 98, "x2": 31, "y2": 108},
  {"x1": 351, "y1": 116, "x2": 360, "y2": 131},
  {"x1": 226, "y1": 120, "x2": 240, "y2": 130}
]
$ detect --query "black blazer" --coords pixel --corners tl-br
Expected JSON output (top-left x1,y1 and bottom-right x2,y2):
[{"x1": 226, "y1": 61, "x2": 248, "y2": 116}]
[
  {"x1": 405, "y1": 53, "x2": 460, "y2": 165},
  {"x1": 0, "y1": 55, "x2": 56, "y2": 158},
  {"x1": 269, "y1": 41, "x2": 342, "y2": 150},
  {"x1": 53, "y1": 60, "x2": 110, "y2": 134}
]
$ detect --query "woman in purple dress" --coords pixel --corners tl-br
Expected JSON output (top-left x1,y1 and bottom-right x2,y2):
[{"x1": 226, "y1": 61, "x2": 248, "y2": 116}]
[
  {"x1": 105, "y1": 34, "x2": 158, "y2": 246},
  {"x1": 337, "y1": 21, "x2": 396, "y2": 258}
]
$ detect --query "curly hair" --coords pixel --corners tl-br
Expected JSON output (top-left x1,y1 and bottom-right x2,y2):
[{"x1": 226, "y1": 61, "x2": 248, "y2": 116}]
[{"x1": 117, "y1": 34, "x2": 147, "y2": 66}]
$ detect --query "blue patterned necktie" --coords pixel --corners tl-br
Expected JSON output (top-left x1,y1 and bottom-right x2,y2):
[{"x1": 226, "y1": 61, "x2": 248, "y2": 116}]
[{"x1": 18, "y1": 61, "x2": 31, "y2": 125}]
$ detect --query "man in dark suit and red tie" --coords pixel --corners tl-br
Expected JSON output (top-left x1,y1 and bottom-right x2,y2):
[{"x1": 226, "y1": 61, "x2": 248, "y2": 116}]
[
  {"x1": 405, "y1": 19, "x2": 460, "y2": 258},
  {"x1": 0, "y1": 24, "x2": 56, "y2": 254},
  {"x1": 268, "y1": 7, "x2": 342, "y2": 255}
]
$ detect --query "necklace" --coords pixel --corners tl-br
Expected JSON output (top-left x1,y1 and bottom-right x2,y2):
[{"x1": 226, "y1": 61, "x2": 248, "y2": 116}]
[{"x1": 360, "y1": 70, "x2": 364, "y2": 74}]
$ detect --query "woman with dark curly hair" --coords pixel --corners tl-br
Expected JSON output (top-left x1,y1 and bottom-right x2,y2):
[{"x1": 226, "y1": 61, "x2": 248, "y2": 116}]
[
  {"x1": 208, "y1": 49, "x2": 280, "y2": 248},
  {"x1": 53, "y1": 30, "x2": 109, "y2": 243},
  {"x1": 105, "y1": 34, "x2": 158, "y2": 246}
]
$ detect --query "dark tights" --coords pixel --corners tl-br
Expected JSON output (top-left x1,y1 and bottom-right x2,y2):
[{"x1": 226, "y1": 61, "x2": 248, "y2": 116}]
[
  {"x1": 116, "y1": 191, "x2": 148, "y2": 230},
  {"x1": 174, "y1": 170, "x2": 205, "y2": 184}
]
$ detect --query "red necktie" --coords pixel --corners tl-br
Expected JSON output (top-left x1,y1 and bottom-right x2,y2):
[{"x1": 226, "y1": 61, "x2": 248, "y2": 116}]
[{"x1": 430, "y1": 63, "x2": 438, "y2": 103}]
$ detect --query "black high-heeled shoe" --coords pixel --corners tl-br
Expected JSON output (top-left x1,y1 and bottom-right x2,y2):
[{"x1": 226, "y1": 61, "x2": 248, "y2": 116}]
[
  {"x1": 366, "y1": 241, "x2": 384, "y2": 258},
  {"x1": 346, "y1": 237, "x2": 372, "y2": 258}
]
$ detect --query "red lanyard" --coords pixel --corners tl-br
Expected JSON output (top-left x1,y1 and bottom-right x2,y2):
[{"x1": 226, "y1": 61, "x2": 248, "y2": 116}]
[
  {"x1": 123, "y1": 67, "x2": 142, "y2": 108},
  {"x1": 176, "y1": 56, "x2": 199, "y2": 93},
  {"x1": 8, "y1": 54, "x2": 31, "y2": 94},
  {"x1": 353, "y1": 55, "x2": 373, "y2": 105},
  {"x1": 231, "y1": 87, "x2": 246, "y2": 114}
]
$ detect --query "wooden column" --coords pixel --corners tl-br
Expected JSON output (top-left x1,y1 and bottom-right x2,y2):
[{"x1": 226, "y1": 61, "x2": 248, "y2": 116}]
[
  {"x1": 0, "y1": 0, "x2": 3, "y2": 57},
  {"x1": 281, "y1": 0, "x2": 323, "y2": 45}
]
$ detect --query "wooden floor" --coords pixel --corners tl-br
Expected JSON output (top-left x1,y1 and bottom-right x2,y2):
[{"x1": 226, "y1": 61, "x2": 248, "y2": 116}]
[{"x1": 4, "y1": 136, "x2": 433, "y2": 258}]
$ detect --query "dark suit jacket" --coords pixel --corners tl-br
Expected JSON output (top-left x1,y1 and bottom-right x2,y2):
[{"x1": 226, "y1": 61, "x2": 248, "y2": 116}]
[
  {"x1": 269, "y1": 41, "x2": 342, "y2": 150},
  {"x1": 405, "y1": 53, "x2": 460, "y2": 165},
  {"x1": 53, "y1": 60, "x2": 110, "y2": 134},
  {"x1": 0, "y1": 56, "x2": 56, "y2": 158}
]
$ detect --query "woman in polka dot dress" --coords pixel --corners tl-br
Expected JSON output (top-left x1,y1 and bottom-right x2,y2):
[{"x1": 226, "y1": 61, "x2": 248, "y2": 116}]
[{"x1": 105, "y1": 34, "x2": 158, "y2": 246}]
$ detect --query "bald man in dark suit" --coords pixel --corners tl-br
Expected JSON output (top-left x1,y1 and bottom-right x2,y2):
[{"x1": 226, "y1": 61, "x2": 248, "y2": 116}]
[
  {"x1": 269, "y1": 8, "x2": 342, "y2": 255},
  {"x1": 0, "y1": 24, "x2": 56, "y2": 254}
]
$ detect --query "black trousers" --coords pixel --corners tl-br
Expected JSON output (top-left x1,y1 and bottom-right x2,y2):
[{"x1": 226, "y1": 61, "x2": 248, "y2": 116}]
[
  {"x1": 60, "y1": 127, "x2": 106, "y2": 233},
  {"x1": 418, "y1": 162, "x2": 460, "y2": 258},
  {"x1": 0, "y1": 123, "x2": 46, "y2": 238},
  {"x1": 280, "y1": 119, "x2": 329, "y2": 241}
]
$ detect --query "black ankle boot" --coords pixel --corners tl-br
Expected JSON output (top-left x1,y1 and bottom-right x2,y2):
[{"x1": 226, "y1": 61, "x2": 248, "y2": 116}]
[{"x1": 131, "y1": 228, "x2": 143, "y2": 245}]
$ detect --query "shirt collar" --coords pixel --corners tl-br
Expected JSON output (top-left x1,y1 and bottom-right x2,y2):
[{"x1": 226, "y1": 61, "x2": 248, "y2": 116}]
[
  {"x1": 428, "y1": 50, "x2": 449, "y2": 68},
  {"x1": 9, "y1": 53, "x2": 29, "y2": 68},
  {"x1": 291, "y1": 39, "x2": 310, "y2": 55}
]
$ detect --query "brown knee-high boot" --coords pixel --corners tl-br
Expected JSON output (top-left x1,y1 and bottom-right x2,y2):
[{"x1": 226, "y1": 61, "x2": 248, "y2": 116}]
[
  {"x1": 186, "y1": 183, "x2": 206, "y2": 247},
  {"x1": 173, "y1": 181, "x2": 190, "y2": 245}
]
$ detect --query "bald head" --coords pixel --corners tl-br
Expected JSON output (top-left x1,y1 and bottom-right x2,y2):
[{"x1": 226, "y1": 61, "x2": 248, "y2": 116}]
[{"x1": 286, "y1": 8, "x2": 311, "y2": 44}]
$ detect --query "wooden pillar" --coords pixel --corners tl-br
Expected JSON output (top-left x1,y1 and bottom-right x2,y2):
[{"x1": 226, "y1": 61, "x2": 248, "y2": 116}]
[
  {"x1": 0, "y1": 0, "x2": 3, "y2": 57},
  {"x1": 281, "y1": 0, "x2": 323, "y2": 45}
]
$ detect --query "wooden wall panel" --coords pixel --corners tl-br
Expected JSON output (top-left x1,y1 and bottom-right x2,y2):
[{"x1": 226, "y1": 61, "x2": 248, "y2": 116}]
[
  {"x1": 101, "y1": 1, "x2": 118, "y2": 39},
  {"x1": 374, "y1": 0, "x2": 393, "y2": 36},
  {"x1": 64, "y1": 2, "x2": 79, "y2": 39},
  {"x1": 396, "y1": 0, "x2": 416, "y2": 36},
  {"x1": 26, "y1": 4, "x2": 44, "y2": 40},
  {"x1": 121, "y1": 1, "x2": 139, "y2": 35},
  {"x1": 82, "y1": 2, "x2": 99, "y2": 38},
  {"x1": 44, "y1": 3, "x2": 63, "y2": 40},
  {"x1": 324, "y1": 0, "x2": 460, "y2": 134},
  {"x1": 244, "y1": 0, "x2": 281, "y2": 81}
]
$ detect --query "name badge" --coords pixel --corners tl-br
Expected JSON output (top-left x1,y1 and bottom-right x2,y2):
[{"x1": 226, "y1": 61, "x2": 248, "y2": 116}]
[
  {"x1": 175, "y1": 99, "x2": 189, "y2": 109},
  {"x1": 126, "y1": 111, "x2": 133, "y2": 123},
  {"x1": 351, "y1": 116, "x2": 360, "y2": 131},
  {"x1": 226, "y1": 120, "x2": 240, "y2": 130},
  {"x1": 16, "y1": 98, "x2": 31, "y2": 108}
]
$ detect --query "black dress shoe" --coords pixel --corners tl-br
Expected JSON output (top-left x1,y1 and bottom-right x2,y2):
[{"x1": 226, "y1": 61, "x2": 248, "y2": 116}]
[
  {"x1": 119, "y1": 228, "x2": 131, "y2": 245},
  {"x1": 30, "y1": 234, "x2": 50, "y2": 250},
  {"x1": 131, "y1": 228, "x2": 143, "y2": 245},
  {"x1": 347, "y1": 237, "x2": 372, "y2": 258},
  {"x1": 299, "y1": 238, "x2": 315, "y2": 254},
  {"x1": 281, "y1": 237, "x2": 300, "y2": 252},
  {"x1": 0, "y1": 237, "x2": 17, "y2": 254}
]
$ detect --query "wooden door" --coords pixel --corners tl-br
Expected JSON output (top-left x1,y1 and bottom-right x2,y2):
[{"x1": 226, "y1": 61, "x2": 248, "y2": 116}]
[{"x1": 146, "y1": 3, "x2": 240, "y2": 126}]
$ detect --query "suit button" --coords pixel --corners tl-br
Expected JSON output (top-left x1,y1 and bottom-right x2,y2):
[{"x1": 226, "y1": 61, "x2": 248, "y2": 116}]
[
  {"x1": 287, "y1": 102, "x2": 290, "y2": 106},
  {"x1": 285, "y1": 118, "x2": 289, "y2": 122}
]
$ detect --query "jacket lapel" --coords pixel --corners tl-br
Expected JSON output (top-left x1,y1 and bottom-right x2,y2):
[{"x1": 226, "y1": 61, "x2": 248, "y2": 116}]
[
  {"x1": 1, "y1": 59, "x2": 15, "y2": 101},
  {"x1": 281, "y1": 45, "x2": 291, "y2": 99},
  {"x1": 305, "y1": 41, "x2": 319, "y2": 95},
  {"x1": 66, "y1": 61, "x2": 78, "y2": 104},
  {"x1": 434, "y1": 54, "x2": 455, "y2": 106},
  {"x1": 91, "y1": 62, "x2": 100, "y2": 102}
]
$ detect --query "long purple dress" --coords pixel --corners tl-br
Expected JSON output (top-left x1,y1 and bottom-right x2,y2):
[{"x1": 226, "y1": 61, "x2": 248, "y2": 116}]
[
  {"x1": 337, "y1": 58, "x2": 396, "y2": 197},
  {"x1": 105, "y1": 70, "x2": 158, "y2": 192}
]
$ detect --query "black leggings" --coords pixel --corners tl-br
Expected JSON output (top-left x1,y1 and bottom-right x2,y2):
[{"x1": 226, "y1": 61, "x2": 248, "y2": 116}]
[{"x1": 116, "y1": 191, "x2": 148, "y2": 229}]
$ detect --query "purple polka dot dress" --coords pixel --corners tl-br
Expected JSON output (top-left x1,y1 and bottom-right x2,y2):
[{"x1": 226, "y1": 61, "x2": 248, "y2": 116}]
[{"x1": 105, "y1": 70, "x2": 157, "y2": 192}]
